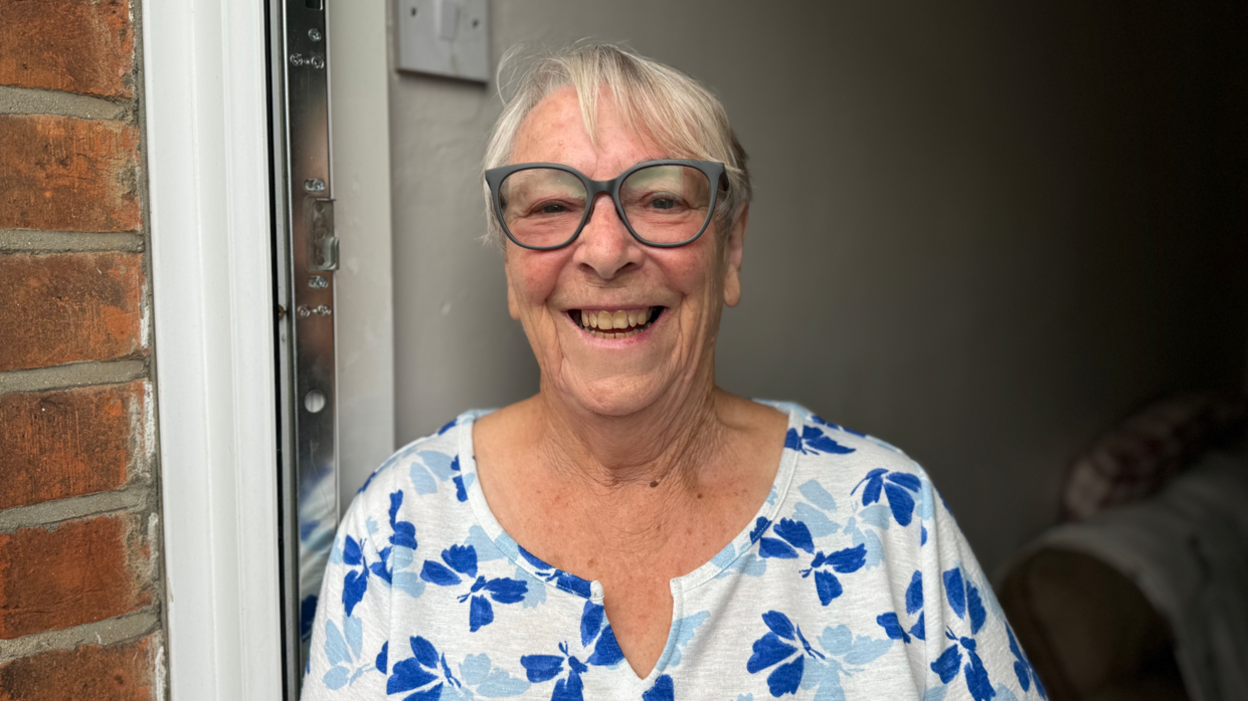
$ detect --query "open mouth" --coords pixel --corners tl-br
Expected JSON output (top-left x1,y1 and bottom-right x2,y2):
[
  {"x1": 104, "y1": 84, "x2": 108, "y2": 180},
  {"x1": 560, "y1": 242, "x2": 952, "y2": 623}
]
[{"x1": 568, "y1": 307, "x2": 664, "y2": 339}]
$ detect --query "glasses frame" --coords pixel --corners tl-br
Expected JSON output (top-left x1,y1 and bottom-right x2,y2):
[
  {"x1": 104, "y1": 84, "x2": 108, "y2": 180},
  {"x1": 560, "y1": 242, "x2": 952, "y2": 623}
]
[{"x1": 485, "y1": 159, "x2": 727, "y2": 251}]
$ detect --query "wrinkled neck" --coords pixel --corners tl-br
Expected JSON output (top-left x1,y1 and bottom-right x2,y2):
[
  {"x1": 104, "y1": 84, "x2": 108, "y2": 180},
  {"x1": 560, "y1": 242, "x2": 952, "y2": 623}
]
[{"x1": 535, "y1": 362, "x2": 725, "y2": 492}]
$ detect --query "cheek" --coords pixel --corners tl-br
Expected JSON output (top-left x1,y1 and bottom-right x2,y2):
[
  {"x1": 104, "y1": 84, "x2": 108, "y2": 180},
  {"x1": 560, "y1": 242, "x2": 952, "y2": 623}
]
[
  {"x1": 666, "y1": 245, "x2": 723, "y2": 302},
  {"x1": 506, "y1": 252, "x2": 566, "y2": 313}
]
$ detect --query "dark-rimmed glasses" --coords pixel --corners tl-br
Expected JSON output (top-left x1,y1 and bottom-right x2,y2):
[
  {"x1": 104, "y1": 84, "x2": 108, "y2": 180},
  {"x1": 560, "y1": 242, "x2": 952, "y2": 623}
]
[{"x1": 485, "y1": 159, "x2": 726, "y2": 250}]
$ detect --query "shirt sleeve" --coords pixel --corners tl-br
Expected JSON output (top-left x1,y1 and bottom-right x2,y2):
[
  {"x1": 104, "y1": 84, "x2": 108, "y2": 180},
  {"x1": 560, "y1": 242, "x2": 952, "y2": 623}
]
[
  {"x1": 301, "y1": 481, "x2": 393, "y2": 700},
  {"x1": 909, "y1": 473, "x2": 1048, "y2": 701}
]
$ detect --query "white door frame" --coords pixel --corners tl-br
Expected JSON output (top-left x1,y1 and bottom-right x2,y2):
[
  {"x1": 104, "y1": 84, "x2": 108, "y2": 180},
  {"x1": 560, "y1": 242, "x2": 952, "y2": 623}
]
[
  {"x1": 144, "y1": 0, "x2": 395, "y2": 696},
  {"x1": 144, "y1": 0, "x2": 283, "y2": 697}
]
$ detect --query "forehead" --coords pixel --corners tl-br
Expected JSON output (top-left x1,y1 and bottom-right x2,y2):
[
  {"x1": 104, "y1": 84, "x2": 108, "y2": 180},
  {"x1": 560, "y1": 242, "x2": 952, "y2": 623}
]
[{"x1": 510, "y1": 86, "x2": 665, "y2": 176}]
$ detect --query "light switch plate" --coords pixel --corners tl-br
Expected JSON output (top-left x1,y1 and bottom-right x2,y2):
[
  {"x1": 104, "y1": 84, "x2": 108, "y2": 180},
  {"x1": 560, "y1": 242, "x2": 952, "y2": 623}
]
[{"x1": 396, "y1": 0, "x2": 489, "y2": 83}]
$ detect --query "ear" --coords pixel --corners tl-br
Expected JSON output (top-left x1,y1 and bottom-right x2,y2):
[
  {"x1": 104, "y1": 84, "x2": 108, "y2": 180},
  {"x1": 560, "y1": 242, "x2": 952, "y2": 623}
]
[{"x1": 722, "y1": 204, "x2": 748, "y2": 308}]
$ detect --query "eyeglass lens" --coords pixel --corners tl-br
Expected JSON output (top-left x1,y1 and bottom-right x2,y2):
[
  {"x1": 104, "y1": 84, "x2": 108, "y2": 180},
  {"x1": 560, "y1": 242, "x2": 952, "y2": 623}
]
[{"x1": 498, "y1": 165, "x2": 712, "y2": 248}]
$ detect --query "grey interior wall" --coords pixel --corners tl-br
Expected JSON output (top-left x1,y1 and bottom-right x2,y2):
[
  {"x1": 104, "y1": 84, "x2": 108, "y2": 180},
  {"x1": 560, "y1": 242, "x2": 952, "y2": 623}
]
[{"x1": 389, "y1": 1, "x2": 1248, "y2": 574}]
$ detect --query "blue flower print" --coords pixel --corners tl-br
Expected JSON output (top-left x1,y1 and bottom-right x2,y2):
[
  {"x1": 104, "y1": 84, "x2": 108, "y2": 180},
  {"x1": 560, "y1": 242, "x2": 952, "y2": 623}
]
[
  {"x1": 449, "y1": 455, "x2": 468, "y2": 502},
  {"x1": 793, "y1": 480, "x2": 840, "y2": 538},
  {"x1": 420, "y1": 544, "x2": 527, "y2": 632},
  {"x1": 520, "y1": 601, "x2": 624, "y2": 701},
  {"x1": 931, "y1": 628, "x2": 995, "y2": 701},
  {"x1": 457, "y1": 653, "x2": 531, "y2": 697},
  {"x1": 387, "y1": 636, "x2": 461, "y2": 700},
  {"x1": 367, "y1": 490, "x2": 421, "y2": 587},
  {"x1": 876, "y1": 570, "x2": 927, "y2": 643},
  {"x1": 642, "y1": 675, "x2": 674, "y2": 701},
  {"x1": 667, "y1": 610, "x2": 710, "y2": 667},
  {"x1": 785, "y1": 425, "x2": 855, "y2": 456},
  {"x1": 754, "y1": 516, "x2": 865, "y2": 606},
  {"x1": 746, "y1": 611, "x2": 827, "y2": 697},
  {"x1": 927, "y1": 567, "x2": 995, "y2": 701},
  {"x1": 759, "y1": 518, "x2": 814, "y2": 560},
  {"x1": 799, "y1": 623, "x2": 896, "y2": 699},
  {"x1": 1007, "y1": 627, "x2": 1046, "y2": 698},
  {"x1": 409, "y1": 450, "x2": 469, "y2": 500},
  {"x1": 809, "y1": 415, "x2": 865, "y2": 438},
  {"x1": 341, "y1": 534, "x2": 371, "y2": 617},
  {"x1": 517, "y1": 545, "x2": 594, "y2": 599},
  {"x1": 852, "y1": 468, "x2": 922, "y2": 526},
  {"x1": 321, "y1": 613, "x2": 382, "y2": 690},
  {"x1": 711, "y1": 517, "x2": 775, "y2": 580},
  {"x1": 800, "y1": 543, "x2": 867, "y2": 605},
  {"x1": 339, "y1": 491, "x2": 418, "y2": 611}
]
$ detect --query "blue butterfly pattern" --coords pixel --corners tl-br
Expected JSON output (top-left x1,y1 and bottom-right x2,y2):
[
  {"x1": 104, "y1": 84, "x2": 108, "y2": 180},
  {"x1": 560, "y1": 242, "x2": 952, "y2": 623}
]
[
  {"x1": 876, "y1": 570, "x2": 927, "y2": 643},
  {"x1": 517, "y1": 545, "x2": 594, "y2": 599},
  {"x1": 785, "y1": 425, "x2": 856, "y2": 456},
  {"x1": 305, "y1": 406, "x2": 1046, "y2": 701},
  {"x1": 419, "y1": 544, "x2": 527, "y2": 632},
  {"x1": 852, "y1": 468, "x2": 922, "y2": 527},
  {"x1": 1007, "y1": 627, "x2": 1046, "y2": 698},
  {"x1": 746, "y1": 611, "x2": 829, "y2": 697},
  {"x1": 386, "y1": 635, "x2": 462, "y2": 700},
  {"x1": 927, "y1": 567, "x2": 995, "y2": 701},
  {"x1": 519, "y1": 601, "x2": 624, "y2": 701},
  {"x1": 321, "y1": 612, "x2": 382, "y2": 690}
]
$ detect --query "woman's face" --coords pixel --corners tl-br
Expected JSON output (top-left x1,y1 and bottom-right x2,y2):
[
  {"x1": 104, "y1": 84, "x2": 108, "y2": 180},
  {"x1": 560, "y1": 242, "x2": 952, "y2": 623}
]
[{"x1": 504, "y1": 86, "x2": 746, "y2": 418}]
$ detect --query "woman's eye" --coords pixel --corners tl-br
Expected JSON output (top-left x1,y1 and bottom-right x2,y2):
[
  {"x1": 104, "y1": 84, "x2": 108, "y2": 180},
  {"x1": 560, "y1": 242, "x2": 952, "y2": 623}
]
[
  {"x1": 649, "y1": 197, "x2": 677, "y2": 210},
  {"x1": 537, "y1": 202, "x2": 568, "y2": 214}
]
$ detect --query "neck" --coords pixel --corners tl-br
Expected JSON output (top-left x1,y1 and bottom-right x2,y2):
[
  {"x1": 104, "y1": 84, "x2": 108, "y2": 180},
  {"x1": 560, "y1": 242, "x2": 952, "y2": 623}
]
[{"x1": 535, "y1": 364, "x2": 725, "y2": 493}]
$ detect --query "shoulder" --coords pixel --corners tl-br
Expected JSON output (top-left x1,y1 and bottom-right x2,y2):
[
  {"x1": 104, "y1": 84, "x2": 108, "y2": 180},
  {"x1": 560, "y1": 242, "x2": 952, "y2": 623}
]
[
  {"x1": 773, "y1": 401, "x2": 929, "y2": 489},
  {"x1": 767, "y1": 401, "x2": 945, "y2": 551},
  {"x1": 344, "y1": 410, "x2": 484, "y2": 532}
]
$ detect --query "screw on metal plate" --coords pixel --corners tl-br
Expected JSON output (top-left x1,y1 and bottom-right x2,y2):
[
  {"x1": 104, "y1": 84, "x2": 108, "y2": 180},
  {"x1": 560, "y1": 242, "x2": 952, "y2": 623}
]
[
  {"x1": 310, "y1": 55, "x2": 325, "y2": 69},
  {"x1": 289, "y1": 53, "x2": 305, "y2": 66},
  {"x1": 277, "y1": 304, "x2": 287, "y2": 320},
  {"x1": 308, "y1": 275, "x2": 329, "y2": 289},
  {"x1": 296, "y1": 305, "x2": 312, "y2": 318},
  {"x1": 315, "y1": 305, "x2": 332, "y2": 316},
  {"x1": 308, "y1": 28, "x2": 323, "y2": 41},
  {"x1": 303, "y1": 178, "x2": 326, "y2": 193}
]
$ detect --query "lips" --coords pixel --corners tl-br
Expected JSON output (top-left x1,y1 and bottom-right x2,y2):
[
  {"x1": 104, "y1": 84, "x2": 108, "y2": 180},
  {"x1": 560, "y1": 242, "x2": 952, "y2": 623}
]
[{"x1": 567, "y1": 307, "x2": 663, "y2": 339}]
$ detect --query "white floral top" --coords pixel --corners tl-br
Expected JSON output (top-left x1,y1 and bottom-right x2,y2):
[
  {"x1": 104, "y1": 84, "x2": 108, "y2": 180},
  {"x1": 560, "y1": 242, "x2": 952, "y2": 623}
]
[{"x1": 302, "y1": 402, "x2": 1046, "y2": 701}]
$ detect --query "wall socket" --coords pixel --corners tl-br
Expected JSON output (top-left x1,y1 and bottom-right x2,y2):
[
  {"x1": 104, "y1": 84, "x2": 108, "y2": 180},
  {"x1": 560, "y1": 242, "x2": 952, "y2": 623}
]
[{"x1": 396, "y1": 0, "x2": 489, "y2": 83}]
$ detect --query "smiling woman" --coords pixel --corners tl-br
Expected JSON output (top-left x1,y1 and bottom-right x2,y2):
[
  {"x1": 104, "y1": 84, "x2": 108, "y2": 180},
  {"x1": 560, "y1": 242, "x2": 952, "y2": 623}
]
[{"x1": 301, "y1": 44, "x2": 1047, "y2": 701}]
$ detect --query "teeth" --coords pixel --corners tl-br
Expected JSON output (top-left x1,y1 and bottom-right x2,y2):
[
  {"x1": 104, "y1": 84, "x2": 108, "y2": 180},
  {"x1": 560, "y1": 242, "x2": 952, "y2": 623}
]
[{"x1": 576, "y1": 307, "x2": 656, "y2": 334}]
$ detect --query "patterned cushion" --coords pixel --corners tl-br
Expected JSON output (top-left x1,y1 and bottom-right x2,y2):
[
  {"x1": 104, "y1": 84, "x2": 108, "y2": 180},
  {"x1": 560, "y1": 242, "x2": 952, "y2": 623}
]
[{"x1": 1062, "y1": 392, "x2": 1246, "y2": 520}]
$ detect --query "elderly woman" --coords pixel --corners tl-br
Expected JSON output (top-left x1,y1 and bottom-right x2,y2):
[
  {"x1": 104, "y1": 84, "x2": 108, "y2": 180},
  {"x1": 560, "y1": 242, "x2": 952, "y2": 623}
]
[{"x1": 304, "y1": 45, "x2": 1043, "y2": 701}]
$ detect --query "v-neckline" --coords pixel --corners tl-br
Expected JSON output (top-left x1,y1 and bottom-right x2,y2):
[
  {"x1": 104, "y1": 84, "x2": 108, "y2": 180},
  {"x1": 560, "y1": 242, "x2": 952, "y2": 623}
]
[{"x1": 457, "y1": 401, "x2": 803, "y2": 686}]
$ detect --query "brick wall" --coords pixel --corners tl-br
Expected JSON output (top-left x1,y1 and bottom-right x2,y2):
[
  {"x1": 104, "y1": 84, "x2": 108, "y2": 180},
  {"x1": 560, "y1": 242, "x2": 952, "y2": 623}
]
[{"x1": 0, "y1": 0, "x2": 164, "y2": 698}]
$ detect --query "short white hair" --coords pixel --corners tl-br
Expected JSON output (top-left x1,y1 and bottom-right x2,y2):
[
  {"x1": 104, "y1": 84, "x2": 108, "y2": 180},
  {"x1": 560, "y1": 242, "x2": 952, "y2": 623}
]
[{"x1": 482, "y1": 43, "x2": 752, "y2": 249}]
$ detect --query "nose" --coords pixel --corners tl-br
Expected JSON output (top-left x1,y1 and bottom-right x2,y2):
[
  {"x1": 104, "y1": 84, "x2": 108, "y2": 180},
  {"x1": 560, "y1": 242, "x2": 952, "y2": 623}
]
[{"x1": 571, "y1": 193, "x2": 643, "y2": 279}]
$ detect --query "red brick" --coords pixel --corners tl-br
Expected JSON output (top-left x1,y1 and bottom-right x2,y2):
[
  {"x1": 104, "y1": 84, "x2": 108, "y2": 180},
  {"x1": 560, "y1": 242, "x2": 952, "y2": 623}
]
[
  {"x1": 0, "y1": 253, "x2": 145, "y2": 372},
  {"x1": 0, "y1": 115, "x2": 141, "y2": 232},
  {"x1": 0, "y1": 636, "x2": 154, "y2": 701},
  {"x1": 0, "y1": 382, "x2": 145, "y2": 510},
  {"x1": 0, "y1": 0, "x2": 135, "y2": 99},
  {"x1": 0, "y1": 515, "x2": 151, "y2": 639}
]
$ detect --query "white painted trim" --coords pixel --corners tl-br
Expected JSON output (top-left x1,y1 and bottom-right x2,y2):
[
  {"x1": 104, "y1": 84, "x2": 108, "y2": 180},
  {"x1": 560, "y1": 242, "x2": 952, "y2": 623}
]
[{"x1": 143, "y1": 0, "x2": 283, "y2": 697}]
